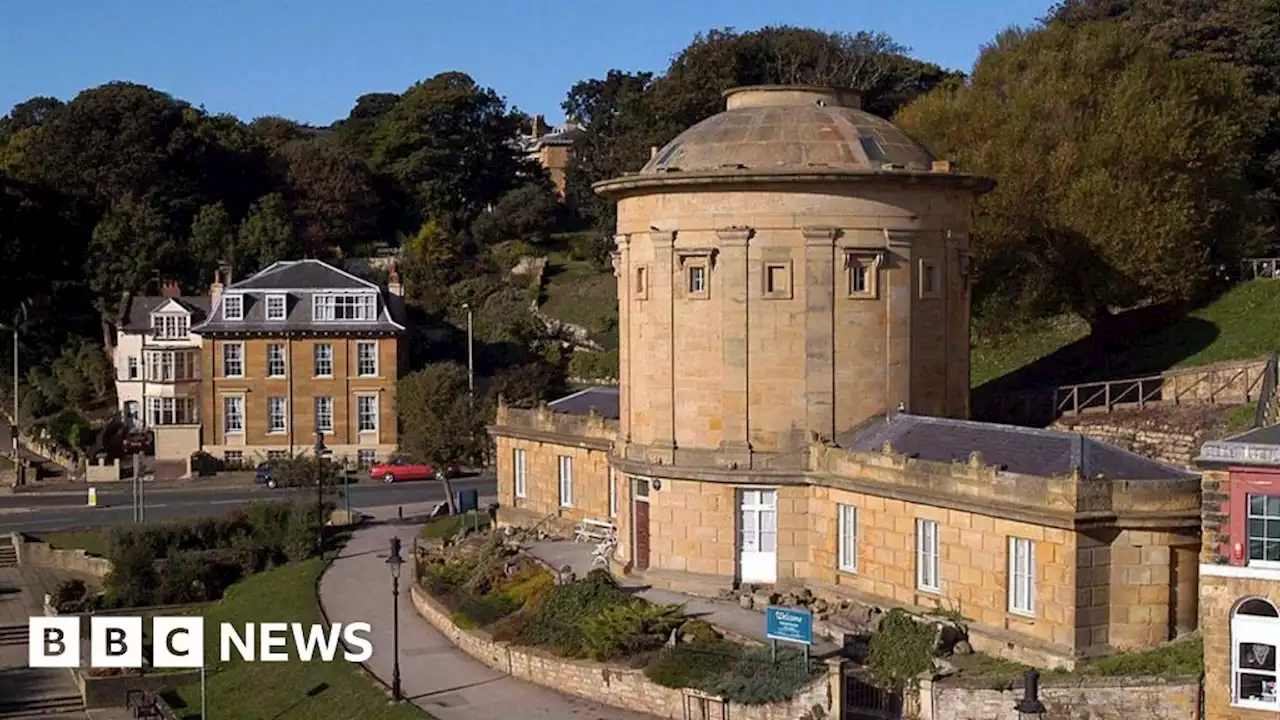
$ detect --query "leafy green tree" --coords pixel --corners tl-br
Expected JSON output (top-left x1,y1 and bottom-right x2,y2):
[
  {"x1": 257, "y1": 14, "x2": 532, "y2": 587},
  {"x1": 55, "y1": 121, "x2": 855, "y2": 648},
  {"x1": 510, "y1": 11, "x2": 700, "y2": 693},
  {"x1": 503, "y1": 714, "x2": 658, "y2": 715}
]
[
  {"x1": 279, "y1": 138, "x2": 383, "y2": 255},
  {"x1": 469, "y1": 182, "x2": 564, "y2": 247},
  {"x1": 370, "y1": 72, "x2": 535, "y2": 229},
  {"x1": 87, "y1": 193, "x2": 183, "y2": 317},
  {"x1": 188, "y1": 202, "x2": 236, "y2": 286},
  {"x1": 400, "y1": 219, "x2": 467, "y2": 315},
  {"x1": 333, "y1": 92, "x2": 400, "y2": 157},
  {"x1": 236, "y1": 193, "x2": 297, "y2": 273},
  {"x1": 896, "y1": 21, "x2": 1263, "y2": 330},
  {"x1": 396, "y1": 362, "x2": 487, "y2": 470}
]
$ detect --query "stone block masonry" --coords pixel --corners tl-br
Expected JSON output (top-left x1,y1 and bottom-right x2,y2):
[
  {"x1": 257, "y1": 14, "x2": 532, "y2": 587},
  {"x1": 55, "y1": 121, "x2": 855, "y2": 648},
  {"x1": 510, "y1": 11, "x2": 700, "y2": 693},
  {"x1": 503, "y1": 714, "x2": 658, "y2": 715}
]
[
  {"x1": 925, "y1": 674, "x2": 1201, "y2": 720},
  {"x1": 410, "y1": 583, "x2": 837, "y2": 720}
]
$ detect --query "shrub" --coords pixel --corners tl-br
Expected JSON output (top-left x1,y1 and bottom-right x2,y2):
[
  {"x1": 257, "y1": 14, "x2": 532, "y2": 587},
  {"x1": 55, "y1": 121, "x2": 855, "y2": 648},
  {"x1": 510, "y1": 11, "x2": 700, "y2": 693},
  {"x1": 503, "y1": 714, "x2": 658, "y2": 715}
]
[
  {"x1": 866, "y1": 609, "x2": 937, "y2": 690},
  {"x1": 581, "y1": 600, "x2": 686, "y2": 661},
  {"x1": 697, "y1": 646, "x2": 824, "y2": 705},
  {"x1": 282, "y1": 508, "x2": 318, "y2": 562},
  {"x1": 51, "y1": 579, "x2": 88, "y2": 613},
  {"x1": 645, "y1": 639, "x2": 744, "y2": 688},
  {"x1": 452, "y1": 593, "x2": 522, "y2": 629},
  {"x1": 568, "y1": 350, "x2": 619, "y2": 380},
  {"x1": 157, "y1": 550, "x2": 208, "y2": 604},
  {"x1": 104, "y1": 541, "x2": 160, "y2": 608},
  {"x1": 520, "y1": 569, "x2": 634, "y2": 657},
  {"x1": 501, "y1": 569, "x2": 555, "y2": 605}
]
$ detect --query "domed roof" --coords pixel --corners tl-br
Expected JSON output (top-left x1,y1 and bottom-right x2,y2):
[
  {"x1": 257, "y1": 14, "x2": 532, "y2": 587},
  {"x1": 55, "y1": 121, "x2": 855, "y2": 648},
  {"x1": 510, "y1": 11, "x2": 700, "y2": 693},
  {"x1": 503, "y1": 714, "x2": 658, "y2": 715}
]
[
  {"x1": 594, "y1": 85, "x2": 993, "y2": 197},
  {"x1": 642, "y1": 86, "x2": 934, "y2": 174}
]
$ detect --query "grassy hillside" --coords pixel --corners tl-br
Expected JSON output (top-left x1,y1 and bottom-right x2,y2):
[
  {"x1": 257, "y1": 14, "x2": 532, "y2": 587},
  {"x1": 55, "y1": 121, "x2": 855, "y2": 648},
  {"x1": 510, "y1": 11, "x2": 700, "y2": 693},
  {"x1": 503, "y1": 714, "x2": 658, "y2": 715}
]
[{"x1": 538, "y1": 252, "x2": 619, "y2": 350}]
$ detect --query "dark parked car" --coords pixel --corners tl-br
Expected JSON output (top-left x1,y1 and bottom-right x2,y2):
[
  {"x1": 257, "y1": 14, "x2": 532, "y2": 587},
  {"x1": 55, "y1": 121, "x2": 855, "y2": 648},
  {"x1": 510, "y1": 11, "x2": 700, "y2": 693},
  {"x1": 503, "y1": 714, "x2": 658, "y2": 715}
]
[{"x1": 254, "y1": 462, "x2": 278, "y2": 489}]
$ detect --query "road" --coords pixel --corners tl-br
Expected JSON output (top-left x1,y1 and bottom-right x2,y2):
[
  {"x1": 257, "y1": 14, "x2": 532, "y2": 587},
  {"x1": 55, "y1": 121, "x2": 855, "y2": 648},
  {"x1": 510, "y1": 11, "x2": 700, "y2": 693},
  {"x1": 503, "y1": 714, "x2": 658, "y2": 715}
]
[{"x1": 0, "y1": 474, "x2": 496, "y2": 533}]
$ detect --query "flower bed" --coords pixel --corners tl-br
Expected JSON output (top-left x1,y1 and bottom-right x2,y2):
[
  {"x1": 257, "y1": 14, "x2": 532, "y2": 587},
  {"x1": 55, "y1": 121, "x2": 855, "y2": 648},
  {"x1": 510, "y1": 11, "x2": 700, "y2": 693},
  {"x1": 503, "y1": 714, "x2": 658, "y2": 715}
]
[{"x1": 415, "y1": 534, "x2": 832, "y2": 717}]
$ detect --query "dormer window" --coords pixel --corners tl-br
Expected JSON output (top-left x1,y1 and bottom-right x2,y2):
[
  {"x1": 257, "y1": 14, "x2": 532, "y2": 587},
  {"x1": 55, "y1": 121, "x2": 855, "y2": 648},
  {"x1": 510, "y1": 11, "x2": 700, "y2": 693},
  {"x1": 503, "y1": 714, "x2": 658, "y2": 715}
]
[
  {"x1": 265, "y1": 294, "x2": 287, "y2": 321},
  {"x1": 223, "y1": 295, "x2": 243, "y2": 321},
  {"x1": 313, "y1": 293, "x2": 377, "y2": 322},
  {"x1": 150, "y1": 313, "x2": 189, "y2": 340}
]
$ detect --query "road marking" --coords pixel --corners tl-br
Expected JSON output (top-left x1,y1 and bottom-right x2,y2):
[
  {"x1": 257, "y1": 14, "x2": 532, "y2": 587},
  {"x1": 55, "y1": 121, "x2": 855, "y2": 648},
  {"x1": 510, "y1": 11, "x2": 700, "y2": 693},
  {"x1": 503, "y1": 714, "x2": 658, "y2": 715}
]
[{"x1": 0, "y1": 508, "x2": 31, "y2": 515}]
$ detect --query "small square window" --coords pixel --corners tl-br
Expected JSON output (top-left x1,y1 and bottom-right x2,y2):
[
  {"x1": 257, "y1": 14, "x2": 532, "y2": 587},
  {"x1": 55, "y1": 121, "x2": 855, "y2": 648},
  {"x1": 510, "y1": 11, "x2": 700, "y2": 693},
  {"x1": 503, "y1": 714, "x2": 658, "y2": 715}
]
[
  {"x1": 634, "y1": 266, "x2": 648, "y2": 299},
  {"x1": 357, "y1": 449, "x2": 377, "y2": 469},
  {"x1": 763, "y1": 263, "x2": 792, "y2": 299},
  {"x1": 223, "y1": 450, "x2": 243, "y2": 465},
  {"x1": 687, "y1": 265, "x2": 707, "y2": 296},
  {"x1": 845, "y1": 252, "x2": 881, "y2": 299},
  {"x1": 919, "y1": 260, "x2": 940, "y2": 299}
]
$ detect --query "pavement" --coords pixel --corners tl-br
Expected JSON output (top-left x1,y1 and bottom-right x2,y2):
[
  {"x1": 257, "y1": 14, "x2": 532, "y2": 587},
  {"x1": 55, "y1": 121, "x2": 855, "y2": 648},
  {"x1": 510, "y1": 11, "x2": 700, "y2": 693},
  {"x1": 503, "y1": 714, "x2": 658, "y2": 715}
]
[
  {"x1": 0, "y1": 474, "x2": 496, "y2": 534},
  {"x1": 0, "y1": 559, "x2": 94, "y2": 718},
  {"x1": 525, "y1": 541, "x2": 841, "y2": 656},
  {"x1": 319, "y1": 506, "x2": 658, "y2": 720}
]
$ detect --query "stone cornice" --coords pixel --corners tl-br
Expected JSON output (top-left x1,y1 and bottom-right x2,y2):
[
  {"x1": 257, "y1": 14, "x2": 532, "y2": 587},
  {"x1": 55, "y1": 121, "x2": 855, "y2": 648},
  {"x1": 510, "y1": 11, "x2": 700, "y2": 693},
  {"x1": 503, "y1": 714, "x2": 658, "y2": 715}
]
[
  {"x1": 593, "y1": 169, "x2": 997, "y2": 199},
  {"x1": 1196, "y1": 441, "x2": 1280, "y2": 468},
  {"x1": 801, "y1": 226, "x2": 840, "y2": 246},
  {"x1": 714, "y1": 227, "x2": 754, "y2": 245},
  {"x1": 486, "y1": 424, "x2": 614, "y2": 453},
  {"x1": 883, "y1": 229, "x2": 917, "y2": 247}
]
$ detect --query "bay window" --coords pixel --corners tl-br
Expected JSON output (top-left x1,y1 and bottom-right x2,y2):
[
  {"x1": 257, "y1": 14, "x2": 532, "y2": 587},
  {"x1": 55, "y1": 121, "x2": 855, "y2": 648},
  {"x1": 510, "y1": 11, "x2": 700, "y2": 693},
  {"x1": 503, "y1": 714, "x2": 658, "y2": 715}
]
[
  {"x1": 313, "y1": 293, "x2": 377, "y2": 322},
  {"x1": 144, "y1": 396, "x2": 197, "y2": 426},
  {"x1": 1233, "y1": 598, "x2": 1280, "y2": 710}
]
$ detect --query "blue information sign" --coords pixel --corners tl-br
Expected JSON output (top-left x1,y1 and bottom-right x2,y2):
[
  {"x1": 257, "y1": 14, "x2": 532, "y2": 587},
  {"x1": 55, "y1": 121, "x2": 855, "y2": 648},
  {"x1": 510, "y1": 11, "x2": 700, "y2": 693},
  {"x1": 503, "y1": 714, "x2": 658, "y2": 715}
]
[{"x1": 765, "y1": 605, "x2": 813, "y2": 646}]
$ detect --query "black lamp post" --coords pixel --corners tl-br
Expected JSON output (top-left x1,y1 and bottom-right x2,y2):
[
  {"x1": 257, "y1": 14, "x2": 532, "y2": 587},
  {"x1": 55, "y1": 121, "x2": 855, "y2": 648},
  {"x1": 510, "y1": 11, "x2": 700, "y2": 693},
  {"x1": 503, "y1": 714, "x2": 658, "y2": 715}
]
[
  {"x1": 1015, "y1": 669, "x2": 1046, "y2": 718},
  {"x1": 315, "y1": 431, "x2": 328, "y2": 554},
  {"x1": 386, "y1": 536, "x2": 404, "y2": 702}
]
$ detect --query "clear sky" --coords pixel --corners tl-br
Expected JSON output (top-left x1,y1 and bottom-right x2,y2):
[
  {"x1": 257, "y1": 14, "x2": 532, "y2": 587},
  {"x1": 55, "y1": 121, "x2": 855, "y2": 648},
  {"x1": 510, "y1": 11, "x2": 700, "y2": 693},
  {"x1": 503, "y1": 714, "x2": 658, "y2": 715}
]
[{"x1": 0, "y1": 0, "x2": 1052, "y2": 127}]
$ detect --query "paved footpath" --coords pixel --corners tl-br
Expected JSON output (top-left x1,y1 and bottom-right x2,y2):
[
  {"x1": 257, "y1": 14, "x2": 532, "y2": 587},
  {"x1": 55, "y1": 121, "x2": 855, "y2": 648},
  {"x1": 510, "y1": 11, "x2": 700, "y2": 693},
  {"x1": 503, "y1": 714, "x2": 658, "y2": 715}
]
[{"x1": 318, "y1": 505, "x2": 657, "y2": 720}]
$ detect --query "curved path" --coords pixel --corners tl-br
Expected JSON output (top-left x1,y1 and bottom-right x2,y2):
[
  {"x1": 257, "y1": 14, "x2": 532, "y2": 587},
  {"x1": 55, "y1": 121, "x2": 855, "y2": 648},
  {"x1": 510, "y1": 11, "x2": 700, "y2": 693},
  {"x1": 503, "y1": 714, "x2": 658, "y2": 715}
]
[{"x1": 318, "y1": 509, "x2": 657, "y2": 720}]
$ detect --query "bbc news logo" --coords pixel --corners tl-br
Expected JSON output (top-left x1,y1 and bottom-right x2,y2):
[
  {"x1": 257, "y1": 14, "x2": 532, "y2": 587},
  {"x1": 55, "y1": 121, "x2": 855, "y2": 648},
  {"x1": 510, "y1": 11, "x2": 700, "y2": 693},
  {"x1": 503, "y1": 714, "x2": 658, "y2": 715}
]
[{"x1": 29, "y1": 616, "x2": 373, "y2": 668}]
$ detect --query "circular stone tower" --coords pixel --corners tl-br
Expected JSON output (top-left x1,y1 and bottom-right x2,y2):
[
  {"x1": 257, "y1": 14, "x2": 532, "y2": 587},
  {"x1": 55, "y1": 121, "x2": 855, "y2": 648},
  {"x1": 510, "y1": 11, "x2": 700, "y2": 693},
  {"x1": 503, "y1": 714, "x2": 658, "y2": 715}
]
[{"x1": 595, "y1": 85, "x2": 994, "y2": 472}]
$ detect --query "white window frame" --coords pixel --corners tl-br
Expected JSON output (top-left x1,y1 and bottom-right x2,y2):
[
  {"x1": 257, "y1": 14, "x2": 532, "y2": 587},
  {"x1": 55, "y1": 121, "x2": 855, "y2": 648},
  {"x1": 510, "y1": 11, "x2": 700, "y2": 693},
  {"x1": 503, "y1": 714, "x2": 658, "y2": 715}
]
[
  {"x1": 916, "y1": 518, "x2": 940, "y2": 593},
  {"x1": 1232, "y1": 598, "x2": 1280, "y2": 711},
  {"x1": 608, "y1": 468, "x2": 618, "y2": 518},
  {"x1": 313, "y1": 343, "x2": 333, "y2": 377},
  {"x1": 689, "y1": 265, "x2": 706, "y2": 294},
  {"x1": 513, "y1": 448, "x2": 527, "y2": 499},
  {"x1": 356, "y1": 449, "x2": 377, "y2": 469},
  {"x1": 222, "y1": 395, "x2": 244, "y2": 434},
  {"x1": 267, "y1": 397, "x2": 287, "y2": 434},
  {"x1": 144, "y1": 396, "x2": 197, "y2": 426},
  {"x1": 222, "y1": 294, "x2": 244, "y2": 321},
  {"x1": 1008, "y1": 537, "x2": 1036, "y2": 616},
  {"x1": 126, "y1": 356, "x2": 139, "y2": 380},
  {"x1": 313, "y1": 293, "x2": 377, "y2": 322},
  {"x1": 356, "y1": 341, "x2": 378, "y2": 377},
  {"x1": 838, "y1": 505, "x2": 858, "y2": 573},
  {"x1": 223, "y1": 450, "x2": 243, "y2": 464},
  {"x1": 265, "y1": 294, "x2": 287, "y2": 321},
  {"x1": 222, "y1": 343, "x2": 244, "y2": 378},
  {"x1": 356, "y1": 394, "x2": 378, "y2": 433},
  {"x1": 314, "y1": 396, "x2": 334, "y2": 434},
  {"x1": 1247, "y1": 494, "x2": 1280, "y2": 568},
  {"x1": 266, "y1": 343, "x2": 287, "y2": 378},
  {"x1": 558, "y1": 455, "x2": 573, "y2": 508},
  {"x1": 150, "y1": 313, "x2": 190, "y2": 340}
]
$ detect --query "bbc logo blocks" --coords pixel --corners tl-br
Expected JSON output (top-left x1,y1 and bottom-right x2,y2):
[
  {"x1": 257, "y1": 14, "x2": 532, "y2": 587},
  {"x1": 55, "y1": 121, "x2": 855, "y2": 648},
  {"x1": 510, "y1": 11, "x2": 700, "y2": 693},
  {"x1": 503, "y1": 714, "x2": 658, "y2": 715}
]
[{"x1": 29, "y1": 616, "x2": 204, "y2": 669}]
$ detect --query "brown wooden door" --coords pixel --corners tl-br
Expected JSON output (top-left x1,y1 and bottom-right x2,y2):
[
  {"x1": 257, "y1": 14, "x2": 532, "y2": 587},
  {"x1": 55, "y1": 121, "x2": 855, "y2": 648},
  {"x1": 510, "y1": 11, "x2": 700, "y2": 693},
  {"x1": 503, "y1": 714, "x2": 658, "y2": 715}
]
[{"x1": 632, "y1": 478, "x2": 651, "y2": 571}]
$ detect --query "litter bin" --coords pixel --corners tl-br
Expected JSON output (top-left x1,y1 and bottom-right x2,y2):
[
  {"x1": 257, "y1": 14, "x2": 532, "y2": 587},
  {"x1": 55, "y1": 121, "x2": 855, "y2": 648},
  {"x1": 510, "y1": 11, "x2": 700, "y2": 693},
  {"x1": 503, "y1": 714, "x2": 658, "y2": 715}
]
[{"x1": 456, "y1": 488, "x2": 479, "y2": 513}]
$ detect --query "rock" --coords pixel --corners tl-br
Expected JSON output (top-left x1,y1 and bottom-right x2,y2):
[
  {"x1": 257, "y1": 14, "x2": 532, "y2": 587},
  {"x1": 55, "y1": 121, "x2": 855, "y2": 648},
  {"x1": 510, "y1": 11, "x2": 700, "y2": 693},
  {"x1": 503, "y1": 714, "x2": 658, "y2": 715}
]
[
  {"x1": 813, "y1": 598, "x2": 830, "y2": 614},
  {"x1": 953, "y1": 640, "x2": 974, "y2": 655},
  {"x1": 752, "y1": 589, "x2": 777, "y2": 608},
  {"x1": 740, "y1": 594, "x2": 754, "y2": 610}
]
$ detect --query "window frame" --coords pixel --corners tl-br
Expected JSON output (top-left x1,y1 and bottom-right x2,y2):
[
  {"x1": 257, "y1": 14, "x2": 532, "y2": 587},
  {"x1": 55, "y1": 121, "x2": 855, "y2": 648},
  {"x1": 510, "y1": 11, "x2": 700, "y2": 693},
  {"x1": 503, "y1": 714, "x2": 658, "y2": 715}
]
[
  {"x1": 356, "y1": 341, "x2": 379, "y2": 377},
  {"x1": 763, "y1": 262, "x2": 793, "y2": 300},
  {"x1": 634, "y1": 266, "x2": 648, "y2": 300},
  {"x1": 916, "y1": 518, "x2": 941, "y2": 593},
  {"x1": 687, "y1": 264, "x2": 708, "y2": 297},
  {"x1": 222, "y1": 395, "x2": 245, "y2": 435},
  {"x1": 313, "y1": 293, "x2": 377, "y2": 322},
  {"x1": 222, "y1": 295, "x2": 244, "y2": 321},
  {"x1": 844, "y1": 250, "x2": 883, "y2": 299},
  {"x1": 145, "y1": 396, "x2": 197, "y2": 426},
  {"x1": 265, "y1": 294, "x2": 288, "y2": 321},
  {"x1": 266, "y1": 343, "x2": 287, "y2": 378},
  {"x1": 266, "y1": 396, "x2": 288, "y2": 434},
  {"x1": 314, "y1": 396, "x2": 334, "y2": 434},
  {"x1": 222, "y1": 342, "x2": 245, "y2": 378},
  {"x1": 513, "y1": 448, "x2": 527, "y2": 499},
  {"x1": 919, "y1": 259, "x2": 940, "y2": 299},
  {"x1": 1008, "y1": 537, "x2": 1037, "y2": 617},
  {"x1": 126, "y1": 356, "x2": 139, "y2": 380},
  {"x1": 150, "y1": 313, "x2": 190, "y2": 340},
  {"x1": 1232, "y1": 598, "x2": 1280, "y2": 711},
  {"x1": 837, "y1": 504, "x2": 858, "y2": 573},
  {"x1": 608, "y1": 467, "x2": 618, "y2": 518},
  {"x1": 356, "y1": 394, "x2": 378, "y2": 433},
  {"x1": 313, "y1": 343, "x2": 334, "y2": 378},
  {"x1": 1247, "y1": 494, "x2": 1280, "y2": 568},
  {"x1": 558, "y1": 455, "x2": 574, "y2": 508}
]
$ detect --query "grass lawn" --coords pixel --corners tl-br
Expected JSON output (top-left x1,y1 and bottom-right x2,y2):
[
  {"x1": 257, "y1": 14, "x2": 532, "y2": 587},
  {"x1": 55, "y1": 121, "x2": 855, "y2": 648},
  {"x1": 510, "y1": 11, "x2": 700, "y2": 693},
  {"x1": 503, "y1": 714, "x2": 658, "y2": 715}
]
[
  {"x1": 973, "y1": 279, "x2": 1280, "y2": 390},
  {"x1": 30, "y1": 529, "x2": 113, "y2": 557},
  {"x1": 419, "y1": 511, "x2": 491, "y2": 540},
  {"x1": 539, "y1": 251, "x2": 619, "y2": 350},
  {"x1": 0, "y1": 455, "x2": 12, "y2": 470},
  {"x1": 166, "y1": 559, "x2": 430, "y2": 720},
  {"x1": 950, "y1": 634, "x2": 1204, "y2": 681}
]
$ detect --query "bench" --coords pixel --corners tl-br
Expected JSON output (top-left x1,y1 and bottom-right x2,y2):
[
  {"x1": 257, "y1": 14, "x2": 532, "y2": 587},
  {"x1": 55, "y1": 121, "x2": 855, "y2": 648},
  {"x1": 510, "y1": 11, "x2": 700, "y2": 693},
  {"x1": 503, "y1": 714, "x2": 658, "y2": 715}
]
[
  {"x1": 574, "y1": 518, "x2": 615, "y2": 544},
  {"x1": 126, "y1": 689, "x2": 162, "y2": 719}
]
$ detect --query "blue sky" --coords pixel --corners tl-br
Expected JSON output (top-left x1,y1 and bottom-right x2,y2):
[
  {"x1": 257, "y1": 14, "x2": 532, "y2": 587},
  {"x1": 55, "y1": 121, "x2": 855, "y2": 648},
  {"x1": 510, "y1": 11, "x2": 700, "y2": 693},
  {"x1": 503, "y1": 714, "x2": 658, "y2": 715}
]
[{"x1": 0, "y1": 0, "x2": 1051, "y2": 127}]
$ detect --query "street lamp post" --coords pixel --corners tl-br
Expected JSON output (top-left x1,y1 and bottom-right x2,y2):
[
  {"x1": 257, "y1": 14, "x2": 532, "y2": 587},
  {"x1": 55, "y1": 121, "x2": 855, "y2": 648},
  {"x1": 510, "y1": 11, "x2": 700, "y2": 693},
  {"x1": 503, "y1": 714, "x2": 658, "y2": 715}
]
[
  {"x1": 9, "y1": 301, "x2": 27, "y2": 481},
  {"x1": 315, "y1": 431, "x2": 328, "y2": 554},
  {"x1": 386, "y1": 537, "x2": 404, "y2": 702},
  {"x1": 462, "y1": 302, "x2": 473, "y2": 394}
]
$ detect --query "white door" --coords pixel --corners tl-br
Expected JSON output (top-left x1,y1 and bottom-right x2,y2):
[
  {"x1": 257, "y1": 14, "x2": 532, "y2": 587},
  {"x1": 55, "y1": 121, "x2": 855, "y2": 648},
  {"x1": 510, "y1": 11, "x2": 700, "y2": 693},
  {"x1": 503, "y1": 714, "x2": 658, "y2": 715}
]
[{"x1": 738, "y1": 489, "x2": 778, "y2": 584}]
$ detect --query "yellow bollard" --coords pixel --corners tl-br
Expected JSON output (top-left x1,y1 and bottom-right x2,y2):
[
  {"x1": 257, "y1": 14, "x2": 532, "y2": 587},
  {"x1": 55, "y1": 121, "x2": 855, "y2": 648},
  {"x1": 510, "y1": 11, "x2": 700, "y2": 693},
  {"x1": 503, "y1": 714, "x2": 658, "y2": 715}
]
[{"x1": 87, "y1": 487, "x2": 97, "y2": 507}]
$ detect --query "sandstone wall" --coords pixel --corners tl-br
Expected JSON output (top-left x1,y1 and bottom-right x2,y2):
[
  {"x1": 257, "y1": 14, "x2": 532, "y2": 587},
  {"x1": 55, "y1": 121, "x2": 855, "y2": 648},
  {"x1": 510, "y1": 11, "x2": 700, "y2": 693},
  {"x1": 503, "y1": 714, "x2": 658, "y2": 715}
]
[
  {"x1": 14, "y1": 534, "x2": 112, "y2": 577},
  {"x1": 926, "y1": 675, "x2": 1200, "y2": 720},
  {"x1": 1051, "y1": 407, "x2": 1236, "y2": 468}
]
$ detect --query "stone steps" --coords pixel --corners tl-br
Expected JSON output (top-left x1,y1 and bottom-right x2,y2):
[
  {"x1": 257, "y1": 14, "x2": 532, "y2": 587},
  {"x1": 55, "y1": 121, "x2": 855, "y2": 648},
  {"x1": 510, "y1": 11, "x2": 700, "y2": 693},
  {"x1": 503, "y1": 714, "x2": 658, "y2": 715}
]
[
  {"x1": 0, "y1": 694, "x2": 84, "y2": 719},
  {"x1": 0, "y1": 624, "x2": 27, "y2": 646},
  {"x1": 0, "y1": 545, "x2": 17, "y2": 569}
]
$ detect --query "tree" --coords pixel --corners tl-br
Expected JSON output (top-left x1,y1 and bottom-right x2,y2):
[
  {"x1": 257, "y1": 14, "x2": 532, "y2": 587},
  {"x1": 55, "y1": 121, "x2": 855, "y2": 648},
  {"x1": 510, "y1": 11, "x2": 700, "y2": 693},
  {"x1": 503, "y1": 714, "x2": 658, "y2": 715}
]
[
  {"x1": 333, "y1": 92, "x2": 400, "y2": 157},
  {"x1": 236, "y1": 193, "x2": 297, "y2": 274},
  {"x1": 397, "y1": 362, "x2": 487, "y2": 510},
  {"x1": 188, "y1": 202, "x2": 236, "y2": 286},
  {"x1": 469, "y1": 182, "x2": 564, "y2": 247},
  {"x1": 370, "y1": 72, "x2": 535, "y2": 229},
  {"x1": 279, "y1": 138, "x2": 383, "y2": 255},
  {"x1": 86, "y1": 193, "x2": 184, "y2": 329},
  {"x1": 400, "y1": 219, "x2": 467, "y2": 315},
  {"x1": 895, "y1": 21, "x2": 1263, "y2": 329}
]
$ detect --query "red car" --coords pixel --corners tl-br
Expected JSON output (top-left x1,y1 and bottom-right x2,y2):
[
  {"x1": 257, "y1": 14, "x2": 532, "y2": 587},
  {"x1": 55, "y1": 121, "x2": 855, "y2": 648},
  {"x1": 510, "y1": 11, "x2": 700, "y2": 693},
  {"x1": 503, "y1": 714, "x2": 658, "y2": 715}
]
[{"x1": 370, "y1": 457, "x2": 461, "y2": 483}]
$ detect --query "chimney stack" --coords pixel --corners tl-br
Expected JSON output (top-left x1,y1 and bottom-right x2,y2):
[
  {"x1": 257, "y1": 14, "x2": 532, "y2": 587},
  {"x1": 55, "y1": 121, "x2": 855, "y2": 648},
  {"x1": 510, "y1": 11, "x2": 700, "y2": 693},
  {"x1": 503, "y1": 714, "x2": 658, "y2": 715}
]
[
  {"x1": 387, "y1": 261, "x2": 403, "y2": 297},
  {"x1": 651, "y1": 146, "x2": 659, "y2": 160},
  {"x1": 210, "y1": 262, "x2": 230, "y2": 307},
  {"x1": 161, "y1": 281, "x2": 182, "y2": 299},
  {"x1": 532, "y1": 114, "x2": 547, "y2": 137}
]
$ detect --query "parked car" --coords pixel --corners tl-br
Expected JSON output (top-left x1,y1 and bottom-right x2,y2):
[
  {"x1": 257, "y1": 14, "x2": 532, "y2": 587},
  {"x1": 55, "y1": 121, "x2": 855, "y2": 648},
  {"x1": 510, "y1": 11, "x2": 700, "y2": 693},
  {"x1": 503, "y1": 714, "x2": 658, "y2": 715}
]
[
  {"x1": 254, "y1": 462, "x2": 278, "y2": 489},
  {"x1": 370, "y1": 457, "x2": 461, "y2": 483}
]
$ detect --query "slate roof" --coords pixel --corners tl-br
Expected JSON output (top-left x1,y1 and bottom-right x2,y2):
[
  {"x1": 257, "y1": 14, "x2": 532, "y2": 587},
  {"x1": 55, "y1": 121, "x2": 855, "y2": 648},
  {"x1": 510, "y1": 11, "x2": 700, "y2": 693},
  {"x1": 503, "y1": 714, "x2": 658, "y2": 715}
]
[
  {"x1": 119, "y1": 296, "x2": 210, "y2": 332},
  {"x1": 547, "y1": 386, "x2": 619, "y2": 420},
  {"x1": 1223, "y1": 424, "x2": 1280, "y2": 446},
  {"x1": 839, "y1": 413, "x2": 1196, "y2": 481},
  {"x1": 192, "y1": 259, "x2": 404, "y2": 336}
]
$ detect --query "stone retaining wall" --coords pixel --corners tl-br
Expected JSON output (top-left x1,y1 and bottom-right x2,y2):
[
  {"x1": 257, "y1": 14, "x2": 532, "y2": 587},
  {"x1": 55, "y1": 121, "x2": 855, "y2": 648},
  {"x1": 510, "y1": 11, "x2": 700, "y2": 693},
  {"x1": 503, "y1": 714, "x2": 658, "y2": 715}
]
[
  {"x1": 13, "y1": 533, "x2": 112, "y2": 577},
  {"x1": 410, "y1": 584, "x2": 836, "y2": 720},
  {"x1": 1050, "y1": 411, "x2": 1224, "y2": 468},
  {"x1": 922, "y1": 674, "x2": 1201, "y2": 720},
  {"x1": 75, "y1": 669, "x2": 201, "y2": 709}
]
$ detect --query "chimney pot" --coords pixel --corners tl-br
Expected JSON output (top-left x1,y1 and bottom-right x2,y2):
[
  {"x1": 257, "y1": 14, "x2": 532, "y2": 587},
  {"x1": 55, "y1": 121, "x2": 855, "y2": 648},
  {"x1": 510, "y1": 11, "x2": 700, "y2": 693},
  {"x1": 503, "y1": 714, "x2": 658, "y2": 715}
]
[
  {"x1": 932, "y1": 160, "x2": 952, "y2": 173},
  {"x1": 651, "y1": 146, "x2": 659, "y2": 160}
]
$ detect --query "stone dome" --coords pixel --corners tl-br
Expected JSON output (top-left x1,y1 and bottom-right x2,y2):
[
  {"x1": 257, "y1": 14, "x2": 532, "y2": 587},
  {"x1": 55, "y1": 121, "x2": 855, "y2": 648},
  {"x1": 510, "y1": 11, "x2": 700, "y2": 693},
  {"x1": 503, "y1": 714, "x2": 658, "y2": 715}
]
[{"x1": 641, "y1": 85, "x2": 936, "y2": 175}]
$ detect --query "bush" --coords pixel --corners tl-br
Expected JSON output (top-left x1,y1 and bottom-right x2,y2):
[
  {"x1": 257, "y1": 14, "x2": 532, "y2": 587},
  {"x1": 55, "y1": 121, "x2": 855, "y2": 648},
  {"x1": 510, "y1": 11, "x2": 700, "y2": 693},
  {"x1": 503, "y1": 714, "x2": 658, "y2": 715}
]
[
  {"x1": 104, "y1": 542, "x2": 160, "y2": 608},
  {"x1": 697, "y1": 646, "x2": 824, "y2": 705},
  {"x1": 867, "y1": 609, "x2": 938, "y2": 690},
  {"x1": 189, "y1": 451, "x2": 221, "y2": 477},
  {"x1": 520, "y1": 569, "x2": 634, "y2": 657},
  {"x1": 645, "y1": 639, "x2": 744, "y2": 688},
  {"x1": 51, "y1": 579, "x2": 89, "y2": 613},
  {"x1": 157, "y1": 550, "x2": 208, "y2": 604},
  {"x1": 568, "y1": 349, "x2": 619, "y2": 380},
  {"x1": 581, "y1": 600, "x2": 686, "y2": 661},
  {"x1": 501, "y1": 568, "x2": 554, "y2": 605}
]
